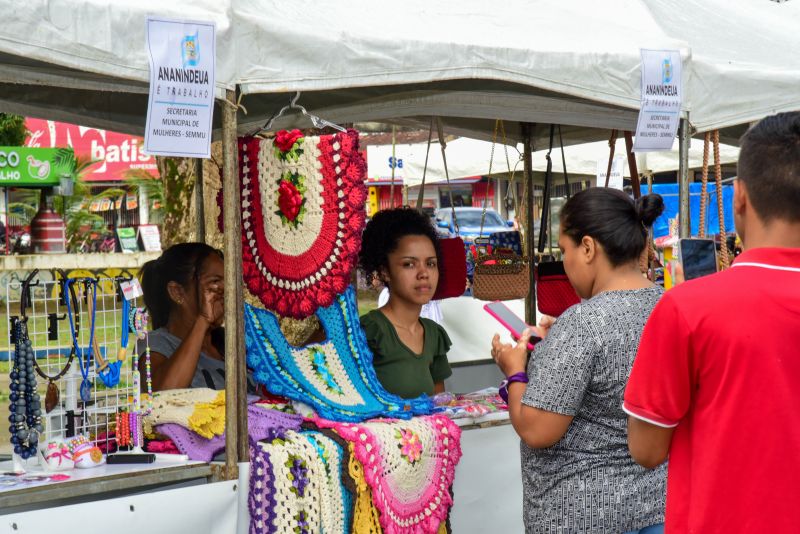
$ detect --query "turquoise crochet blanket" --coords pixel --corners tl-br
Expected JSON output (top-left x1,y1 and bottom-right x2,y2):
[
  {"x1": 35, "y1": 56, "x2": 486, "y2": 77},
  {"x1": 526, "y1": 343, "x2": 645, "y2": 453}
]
[{"x1": 245, "y1": 286, "x2": 435, "y2": 421}]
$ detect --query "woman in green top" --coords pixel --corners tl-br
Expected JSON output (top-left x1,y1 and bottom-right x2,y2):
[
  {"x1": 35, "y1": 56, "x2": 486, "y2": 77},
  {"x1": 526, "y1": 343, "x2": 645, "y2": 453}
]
[{"x1": 359, "y1": 207, "x2": 452, "y2": 398}]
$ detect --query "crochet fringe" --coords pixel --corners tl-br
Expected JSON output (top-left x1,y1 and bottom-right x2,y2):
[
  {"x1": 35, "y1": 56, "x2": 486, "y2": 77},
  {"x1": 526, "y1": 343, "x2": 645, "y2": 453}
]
[
  {"x1": 248, "y1": 430, "x2": 353, "y2": 534},
  {"x1": 226, "y1": 130, "x2": 367, "y2": 319},
  {"x1": 313, "y1": 415, "x2": 462, "y2": 534}
]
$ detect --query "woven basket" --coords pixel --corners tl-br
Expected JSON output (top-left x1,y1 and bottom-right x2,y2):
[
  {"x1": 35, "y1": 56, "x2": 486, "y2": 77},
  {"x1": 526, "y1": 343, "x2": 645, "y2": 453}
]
[{"x1": 472, "y1": 254, "x2": 530, "y2": 301}]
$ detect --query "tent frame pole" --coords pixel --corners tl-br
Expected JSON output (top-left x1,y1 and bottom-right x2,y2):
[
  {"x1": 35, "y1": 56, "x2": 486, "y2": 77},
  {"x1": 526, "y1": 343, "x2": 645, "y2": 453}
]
[
  {"x1": 221, "y1": 88, "x2": 249, "y2": 479},
  {"x1": 194, "y1": 158, "x2": 206, "y2": 243},
  {"x1": 522, "y1": 123, "x2": 537, "y2": 325},
  {"x1": 678, "y1": 118, "x2": 691, "y2": 238}
]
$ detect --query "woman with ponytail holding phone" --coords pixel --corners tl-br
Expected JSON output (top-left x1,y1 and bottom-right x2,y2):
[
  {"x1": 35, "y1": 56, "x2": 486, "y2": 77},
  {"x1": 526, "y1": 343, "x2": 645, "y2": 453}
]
[
  {"x1": 140, "y1": 243, "x2": 232, "y2": 391},
  {"x1": 491, "y1": 188, "x2": 668, "y2": 534}
]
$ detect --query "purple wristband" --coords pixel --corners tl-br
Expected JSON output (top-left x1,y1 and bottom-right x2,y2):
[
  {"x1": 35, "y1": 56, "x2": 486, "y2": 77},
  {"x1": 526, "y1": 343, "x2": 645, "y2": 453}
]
[{"x1": 499, "y1": 372, "x2": 529, "y2": 403}]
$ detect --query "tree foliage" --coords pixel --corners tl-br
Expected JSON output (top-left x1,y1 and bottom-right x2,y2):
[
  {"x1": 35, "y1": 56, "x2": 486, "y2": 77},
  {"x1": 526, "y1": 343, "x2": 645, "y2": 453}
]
[{"x1": 0, "y1": 113, "x2": 28, "y2": 146}]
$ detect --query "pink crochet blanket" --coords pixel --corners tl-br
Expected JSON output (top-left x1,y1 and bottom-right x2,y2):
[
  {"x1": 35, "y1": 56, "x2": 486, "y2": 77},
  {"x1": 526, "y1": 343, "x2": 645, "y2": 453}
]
[
  {"x1": 312, "y1": 414, "x2": 462, "y2": 534},
  {"x1": 156, "y1": 405, "x2": 302, "y2": 462}
]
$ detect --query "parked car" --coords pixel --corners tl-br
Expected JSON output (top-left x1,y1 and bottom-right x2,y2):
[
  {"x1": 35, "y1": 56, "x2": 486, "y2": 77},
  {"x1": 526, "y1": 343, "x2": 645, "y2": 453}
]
[{"x1": 434, "y1": 207, "x2": 513, "y2": 242}]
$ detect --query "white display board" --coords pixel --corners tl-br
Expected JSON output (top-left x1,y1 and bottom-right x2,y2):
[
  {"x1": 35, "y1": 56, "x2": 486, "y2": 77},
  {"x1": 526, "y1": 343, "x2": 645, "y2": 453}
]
[{"x1": 439, "y1": 296, "x2": 541, "y2": 364}]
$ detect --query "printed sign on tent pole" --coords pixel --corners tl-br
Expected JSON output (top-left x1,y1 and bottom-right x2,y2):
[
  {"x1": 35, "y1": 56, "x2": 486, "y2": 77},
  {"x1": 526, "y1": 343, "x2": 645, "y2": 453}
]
[
  {"x1": 633, "y1": 49, "x2": 682, "y2": 152},
  {"x1": 596, "y1": 156, "x2": 625, "y2": 191},
  {"x1": 144, "y1": 17, "x2": 216, "y2": 158}
]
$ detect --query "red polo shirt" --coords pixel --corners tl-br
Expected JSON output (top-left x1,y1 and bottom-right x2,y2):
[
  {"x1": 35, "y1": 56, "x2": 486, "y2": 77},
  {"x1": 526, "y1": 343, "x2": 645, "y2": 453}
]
[{"x1": 624, "y1": 247, "x2": 800, "y2": 533}]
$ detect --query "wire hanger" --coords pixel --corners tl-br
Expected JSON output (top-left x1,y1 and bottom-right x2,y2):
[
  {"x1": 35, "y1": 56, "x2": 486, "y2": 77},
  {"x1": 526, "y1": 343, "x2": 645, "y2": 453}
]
[{"x1": 255, "y1": 91, "x2": 346, "y2": 135}]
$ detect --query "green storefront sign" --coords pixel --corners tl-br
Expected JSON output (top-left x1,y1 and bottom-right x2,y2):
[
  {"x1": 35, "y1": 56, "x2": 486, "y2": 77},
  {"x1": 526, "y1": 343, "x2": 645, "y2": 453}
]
[{"x1": 0, "y1": 147, "x2": 75, "y2": 187}]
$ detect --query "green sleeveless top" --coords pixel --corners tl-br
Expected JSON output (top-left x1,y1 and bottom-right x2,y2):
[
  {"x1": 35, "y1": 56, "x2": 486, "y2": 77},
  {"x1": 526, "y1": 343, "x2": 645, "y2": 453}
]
[{"x1": 360, "y1": 309, "x2": 453, "y2": 399}]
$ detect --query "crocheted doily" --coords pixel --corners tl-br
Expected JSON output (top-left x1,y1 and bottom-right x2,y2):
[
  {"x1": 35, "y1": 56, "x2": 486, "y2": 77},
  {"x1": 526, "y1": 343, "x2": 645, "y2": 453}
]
[
  {"x1": 155, "y1": 405, "x2": 303, "y2": 462},
  {"x1": 229, "y1": 130, "x2": 367, "y2": 319},
  {"x1": 245, "y1": 286, "x2": 436, "y2": 422},
  {"x1": 249, "y1": 430, "x2": 353, "y2": 534},
  {"x1": 314, "y1": 414, "x2": 462, "y2": 534}
]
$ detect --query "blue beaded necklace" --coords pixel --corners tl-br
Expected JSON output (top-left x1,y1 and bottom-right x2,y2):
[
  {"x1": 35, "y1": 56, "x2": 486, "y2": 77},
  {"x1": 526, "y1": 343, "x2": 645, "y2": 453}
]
[
  {"x1": 65, "y1": 278, "x2": 98, "y2": 403},
  {"x1": 8, "y1": 319, "x2": 43, "y2": 459},
  {"x1": 8, "y1": 272, "x2": 43, "y2": 459}
]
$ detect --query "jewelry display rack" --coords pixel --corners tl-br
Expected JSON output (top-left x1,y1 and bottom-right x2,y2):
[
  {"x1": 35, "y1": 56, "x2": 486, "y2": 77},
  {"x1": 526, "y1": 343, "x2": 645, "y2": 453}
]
[{"x1": 4, "y1": 272, "x2": 139, "y2": 471}]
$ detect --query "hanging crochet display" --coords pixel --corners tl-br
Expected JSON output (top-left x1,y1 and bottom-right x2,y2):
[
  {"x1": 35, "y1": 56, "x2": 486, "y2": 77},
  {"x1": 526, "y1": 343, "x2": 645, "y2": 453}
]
[
  {"x1": 248, "y1": 429, "x2": 354, "y2": 534},
  {"x1": 245, "y1": 286, "x2": 436, "y2": 422},
  {"x1": 231, "y1": 129, "x2": 367, "y2": 319},
  {"x1": 314, "y1": 414, "x2": 462, "y2": 534}
]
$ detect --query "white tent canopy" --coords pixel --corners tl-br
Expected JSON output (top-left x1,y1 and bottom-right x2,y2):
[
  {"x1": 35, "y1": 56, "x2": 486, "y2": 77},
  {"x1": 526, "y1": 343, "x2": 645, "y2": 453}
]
[
  {"x1": 0, "y1": 0, "x2": 798, "y2": 139},
  {"x1": 367, "y1": 137, "x2": 739, "y2": 186}
]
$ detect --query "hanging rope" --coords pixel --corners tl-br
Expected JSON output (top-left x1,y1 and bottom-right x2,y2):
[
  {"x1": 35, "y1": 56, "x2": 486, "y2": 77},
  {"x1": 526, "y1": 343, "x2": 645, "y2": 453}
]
[
  {"x1": 646, "y1": 171, "x2": 657, "y2": 281},
  {"x1": 436, "y1": 118, "x2": 459, "y2": 235},
  {"x1": 478, "y1": 119, "x2": 501, "y2": 239},
  {"x1": 713, "y1": 130, "x2": 731, "y2": 269},
  {"x1": 558, "y1": 125, "x2": 570, "y2": 199},
  {"x1": 698, "y1": 132, "x2": 711, "y2": 238},
  {"x1": 416, "y1": 117, "x2": 435, "y2": 211},
  {"x1": 604, "y1": 129, "x2": 618, "y2": 187}
]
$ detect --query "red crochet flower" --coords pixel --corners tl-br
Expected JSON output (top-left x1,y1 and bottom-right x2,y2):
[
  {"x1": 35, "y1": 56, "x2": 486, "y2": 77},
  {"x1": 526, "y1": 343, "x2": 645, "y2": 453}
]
[
  {"x1": 278, "y1": 180, "x2": 303, "y2": 221},
  {"x1": 274, "y1": 129, "x2": 304, "y2": 152}
]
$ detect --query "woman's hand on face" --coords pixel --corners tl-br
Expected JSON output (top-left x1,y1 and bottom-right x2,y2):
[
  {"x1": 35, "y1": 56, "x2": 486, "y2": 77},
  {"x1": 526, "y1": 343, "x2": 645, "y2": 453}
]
[
  {"x1": 199, "y1": 282, "x2": 224, "y2": 328},
  {"x1": 491, "y1": 328, "x2": 530, "y2": 377}
]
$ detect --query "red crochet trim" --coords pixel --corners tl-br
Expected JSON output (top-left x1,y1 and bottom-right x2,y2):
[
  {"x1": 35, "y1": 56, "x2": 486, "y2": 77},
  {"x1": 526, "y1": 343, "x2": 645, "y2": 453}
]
[{"x1": 226, "y1": 129, "x2": 366, "y2": 319}]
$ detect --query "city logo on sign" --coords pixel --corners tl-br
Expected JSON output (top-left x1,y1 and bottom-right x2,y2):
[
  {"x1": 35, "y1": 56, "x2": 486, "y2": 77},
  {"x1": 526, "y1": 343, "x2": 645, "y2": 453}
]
[
  {"x1": 662, "y1": 58, "x2": 673, "y2": 84},
  {"x1": 181, "y1": 31, "x2": 200, "y2": 68}
]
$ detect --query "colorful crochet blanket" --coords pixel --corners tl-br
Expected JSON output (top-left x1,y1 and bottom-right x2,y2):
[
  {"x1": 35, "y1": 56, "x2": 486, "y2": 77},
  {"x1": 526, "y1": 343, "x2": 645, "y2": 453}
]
[
  {"x1": 233, "y1": 130, "x2": 367, "y2": 319},
  {"x1": 155, "y1": 405, "x2": 303, "y2": 462},
  {"x1": 245, "y1": 286, "x2": 436, "y2": 422},
  {"x1": 248, "y1": 430, "x2": 353, "y2": 534},
  {"x1": 313, "y1": 414, "x2": 462, "y2": 534}
]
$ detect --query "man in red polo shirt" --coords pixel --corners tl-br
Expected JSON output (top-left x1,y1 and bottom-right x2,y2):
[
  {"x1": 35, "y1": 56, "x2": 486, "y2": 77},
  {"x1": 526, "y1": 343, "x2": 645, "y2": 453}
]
[{"x1": 624, "y1": 112, "x2": 800, "y2": 533}]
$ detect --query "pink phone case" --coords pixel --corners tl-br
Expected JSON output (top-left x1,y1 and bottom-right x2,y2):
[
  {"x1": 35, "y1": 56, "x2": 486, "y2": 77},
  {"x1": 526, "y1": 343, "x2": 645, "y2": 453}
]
[{"x1": 483, "y1": 302, "x2": 539, "y2": 350}]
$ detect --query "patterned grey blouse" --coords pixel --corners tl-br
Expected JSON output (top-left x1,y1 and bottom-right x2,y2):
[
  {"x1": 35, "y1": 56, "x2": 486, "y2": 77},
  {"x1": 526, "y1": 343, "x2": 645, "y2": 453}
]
[{"x1": 520, "y1": 287, "x2": 667, "y2": 534}]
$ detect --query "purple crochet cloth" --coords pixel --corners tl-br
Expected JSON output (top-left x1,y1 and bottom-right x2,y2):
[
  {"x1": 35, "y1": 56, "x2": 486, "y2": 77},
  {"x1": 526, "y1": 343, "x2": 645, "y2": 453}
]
[
  {"x1": 249, "y1": 441, "x2": 279, "y2": 534},
  {"x1": 155, "y1": 405, "x2": 302, "y2": 462}
]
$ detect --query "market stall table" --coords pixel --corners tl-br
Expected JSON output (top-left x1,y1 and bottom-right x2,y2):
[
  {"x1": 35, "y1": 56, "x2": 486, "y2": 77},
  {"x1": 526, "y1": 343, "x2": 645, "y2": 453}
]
[{"x1": 0, "y1": 458, "x2": 214, "y2": 512}]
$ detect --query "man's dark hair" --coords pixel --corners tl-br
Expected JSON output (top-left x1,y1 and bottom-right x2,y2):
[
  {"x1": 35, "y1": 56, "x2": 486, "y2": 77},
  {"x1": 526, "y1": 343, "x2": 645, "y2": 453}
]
[{"x1": 738, "y1": 112, "x2": 800, "y2": 223}]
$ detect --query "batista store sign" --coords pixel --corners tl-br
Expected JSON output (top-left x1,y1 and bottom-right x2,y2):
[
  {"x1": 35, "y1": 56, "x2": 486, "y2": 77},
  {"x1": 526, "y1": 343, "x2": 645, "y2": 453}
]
[
  {"x1": 0, "y1": 147, "x2": 74, "y2": 187},
  {"x1": 26, "y1": 119, "x2": 158, "y2": 182}
]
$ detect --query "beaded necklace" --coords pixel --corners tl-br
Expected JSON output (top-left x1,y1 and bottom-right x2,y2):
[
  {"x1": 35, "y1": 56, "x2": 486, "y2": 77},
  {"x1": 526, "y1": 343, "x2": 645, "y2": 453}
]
[
  {"x1": 8, "y1": 271, "x2": 44, "y2": 460},
  {"x1": 65, "y1": 278, "x2": 98, "y2": 403},
  {"x1": 8, "y1": 314, "x2": 43, "y2": 459},
  {"x1": 132, "y1": 307, "x2": 153, "y2": 414},
  {"x1": 26, "y1": 270, "x2": 77, "y2": 412}
]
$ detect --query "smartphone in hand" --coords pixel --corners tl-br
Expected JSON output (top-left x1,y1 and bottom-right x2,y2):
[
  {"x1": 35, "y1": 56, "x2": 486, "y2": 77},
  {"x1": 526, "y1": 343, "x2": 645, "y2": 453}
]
[
  {"x1": 484, "y1": 301, "x2": 542, "y2": 350},
  {"x1": 678, "y1": 238, "x2": 718, "y2": 281}
]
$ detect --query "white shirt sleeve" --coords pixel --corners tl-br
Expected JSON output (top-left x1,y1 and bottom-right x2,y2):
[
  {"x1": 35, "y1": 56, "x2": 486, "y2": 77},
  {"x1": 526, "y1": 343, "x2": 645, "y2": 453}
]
[{"x1": 378, "y1": 287, "x2": 390, "y2": 308}]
